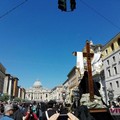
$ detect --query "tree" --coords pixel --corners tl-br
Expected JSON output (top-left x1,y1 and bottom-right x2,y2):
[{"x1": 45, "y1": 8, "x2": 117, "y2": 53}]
[
  {"x1": 13, "y1": 97, "x2": 22, "y2": 102},
  {"x1": 0, "y1": 93, "x2": 9, "y2": 102}
]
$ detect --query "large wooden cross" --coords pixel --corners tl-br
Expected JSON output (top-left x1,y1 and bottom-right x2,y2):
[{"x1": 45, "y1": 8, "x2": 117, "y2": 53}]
[
  {"x1": 82, "y1": 41, "x2": 109, "y2": 114},
  {"x1": 83, "y1": 40, "x2": 94, "y2": 101}
]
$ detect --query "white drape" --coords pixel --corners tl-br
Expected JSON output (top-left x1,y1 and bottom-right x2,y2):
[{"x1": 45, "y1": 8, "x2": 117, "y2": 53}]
[{"x1": 76, "y1": 52, "x2": 84, "y2": 75}]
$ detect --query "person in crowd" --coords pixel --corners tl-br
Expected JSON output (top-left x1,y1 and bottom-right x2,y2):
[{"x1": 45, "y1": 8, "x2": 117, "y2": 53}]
[
  {"x1": 115, "y1": 101, "x2": 120, "y2": 107},
  {"x1": 18, "y1": 102, "x2": 26, "y2": 116},
  {"x1": 0, "y1": 103, "x2": 4, "y2": 119},
  {"x1": 22, "y1": 103, "x2": 30, "y2": 117},
  {"x1": 32, "y1": 101, "x2": 37, "y2": 114},
  {"x1": 52, "y1": 103, "x2": 58, "y2": 112},
  {"x1": 0, "y1": 104, "x2": 14, "y2": 120},
  {"x1": 74, "y1": 105, "x2": 95, "y2": 120},
  {"x1": 39, "y1": 102, "x2": 46, "y2": 113},
  {"x1": 24, "y1": 105, "x2": 38, "y2": 120},
  {"x1": 12, "y1": 104, "x2": 23, "y2": 120},
  {"x1": 57, "y1": 105, "x2": 69, "y2": 120},
  {"x1": 42, "y1": 100, "x2": 58, "y2": 120},
  {"x1": 36, "y1": 103, "x2": 43, "y2": 120}
]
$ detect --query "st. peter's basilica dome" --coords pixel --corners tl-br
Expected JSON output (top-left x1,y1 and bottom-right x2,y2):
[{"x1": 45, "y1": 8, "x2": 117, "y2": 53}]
[{"x1": 33, "y1": 80, "x2": 42, "y2": 88}]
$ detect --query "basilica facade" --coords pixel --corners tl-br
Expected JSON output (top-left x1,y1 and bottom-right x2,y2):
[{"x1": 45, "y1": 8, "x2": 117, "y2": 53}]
[{"x1": 25, "y1": 80, "x2": 51, "y2": 102}]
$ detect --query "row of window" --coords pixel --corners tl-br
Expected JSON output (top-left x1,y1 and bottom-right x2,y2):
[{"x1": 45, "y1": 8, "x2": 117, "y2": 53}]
[
  {"x1": 110, "y1": 81, "x2": 119, "y2": 89},
  {"x1": 105, "y1": 38, "x2": 120, "y2": 55},
  {"x1": 107, "y1": 66, "x2": 118, "y2": 77},
  {"x1": 107, "y1": 54, "x2": 120, "y2": 65}
]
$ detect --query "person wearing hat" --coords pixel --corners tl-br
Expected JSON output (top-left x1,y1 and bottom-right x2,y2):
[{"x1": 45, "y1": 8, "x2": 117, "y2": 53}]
[{"x1": 0, "y1": 104, "x2": 14, "y2": 120}]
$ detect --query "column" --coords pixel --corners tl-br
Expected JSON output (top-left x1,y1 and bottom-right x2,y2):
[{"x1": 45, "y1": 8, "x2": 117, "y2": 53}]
[
  {"x1": 18, "y1": 87, "x2": 21, "y2": 98},
  {"x1": 3, "y1": 76, "x2": 9, "y2": 94},
  {"x1": 8, "y1": 77, "x2": 12, "y2": 100},
  {"x1": 33, "y1": 93, "x2": 34, "y2": 100}
]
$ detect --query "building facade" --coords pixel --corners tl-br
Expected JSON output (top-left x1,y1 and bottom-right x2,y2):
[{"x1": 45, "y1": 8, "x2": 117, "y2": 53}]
[
  {"x1": 50, "y1": 85, "x2": 63, "y2": 102},
  {"x1": 3, "y1": 74, "x2": 25, "y2": 100},
  {"x1": 62, "y1": 79, "x2": 71, "y2": 104},
  {"x1": 0, "y1": 63, "x2": 6, "y2": 95},
  {"x1": 102, "y1": 33, "x2": 120, "y2": 101},
  {"x1": 67, "y1": 66, "x2": 80, "y2": 103},
  {"x1": 25, "y1": 80, "x2": 51, "y2": 102}
]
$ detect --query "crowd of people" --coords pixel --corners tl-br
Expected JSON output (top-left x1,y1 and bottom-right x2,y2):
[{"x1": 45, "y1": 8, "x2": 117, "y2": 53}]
[
  {"x1": 109, "y1": 100, "x2": 120, "y2": 108},
  {"x1": 1, "y1": 71, "x2": 119, "y2": 120},
  {"x1": 0, "y1": 100, "x2": 81, "y2": 120},
  {"x1": 1, "y1": 99, "x2": 119, "y2": 120}
]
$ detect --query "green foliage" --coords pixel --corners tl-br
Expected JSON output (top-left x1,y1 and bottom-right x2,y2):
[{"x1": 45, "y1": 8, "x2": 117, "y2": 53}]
[
  {"x1": 21, "y1": 99, "x2": 26, "y2": 102},
  {"x1": 0, "y1": 93, "x2": 9, "y2": 102},
  {"x1": 13, "y1": 97, "x2": 21, "y2": 102}
]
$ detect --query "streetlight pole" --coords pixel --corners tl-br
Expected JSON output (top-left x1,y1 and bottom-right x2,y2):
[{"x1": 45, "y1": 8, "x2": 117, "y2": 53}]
[{"x1": 62, "y1": 91, "x2": 66, "y2": 106}]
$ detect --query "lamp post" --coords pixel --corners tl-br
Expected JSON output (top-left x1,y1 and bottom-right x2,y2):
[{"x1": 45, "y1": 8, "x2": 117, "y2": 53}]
[{"x1": 62, "y1": 91, "x2": 66, "y2": 106}]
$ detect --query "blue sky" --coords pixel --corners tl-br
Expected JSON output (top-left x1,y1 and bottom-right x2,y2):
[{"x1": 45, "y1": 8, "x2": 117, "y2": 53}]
[{"x1": 0, "y1": 0, "x2": 120, "y2": 89}]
